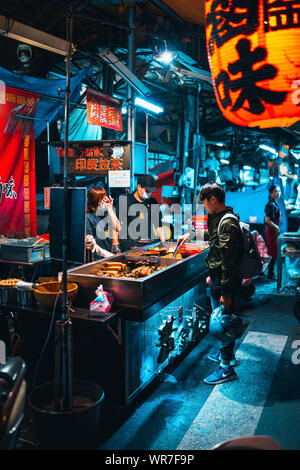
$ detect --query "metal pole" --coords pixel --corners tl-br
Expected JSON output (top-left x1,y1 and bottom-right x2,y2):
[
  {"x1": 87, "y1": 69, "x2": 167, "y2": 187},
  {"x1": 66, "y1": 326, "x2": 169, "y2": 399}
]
[
  {"x1": 145, "y1": 113, "x2": 149, "y2": 174},
  {"x1": 46, "y1": 121, "x2": 55, "y2": 186},
  {"x1": 193, "y1": 157, "x2": 200, "y2": 215},
  {"x1": 196, "y1": 84, "x2": 200, "y2": 135},
  {"x1": 54, "y1": 8, "x2": 73, "y2": 412},
  {"x1": 127, "y1": 4, "x2": 136, "y2": 189},
  {"x1": 62, "y1": 12, "x2": 72, "y2": 321}
]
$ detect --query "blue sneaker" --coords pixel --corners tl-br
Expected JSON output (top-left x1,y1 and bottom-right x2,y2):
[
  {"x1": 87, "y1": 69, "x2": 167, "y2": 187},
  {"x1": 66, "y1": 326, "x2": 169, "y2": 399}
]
[
  {"x1": 204, "y1": 365, "x2": 237, "y2": 385},
  {"x1": 207, "y1": 351, "x2": 238, "y2": 367}
]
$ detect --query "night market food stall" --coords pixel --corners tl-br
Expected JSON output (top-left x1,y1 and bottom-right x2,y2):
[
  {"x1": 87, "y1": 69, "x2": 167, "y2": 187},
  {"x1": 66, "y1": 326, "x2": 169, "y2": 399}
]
[
  {"x1": 0, "y1": 239, "x2": 209, "y2": 409},
  {"x1": 0, "y1": 0, "x2": 300, "y2": 451}
]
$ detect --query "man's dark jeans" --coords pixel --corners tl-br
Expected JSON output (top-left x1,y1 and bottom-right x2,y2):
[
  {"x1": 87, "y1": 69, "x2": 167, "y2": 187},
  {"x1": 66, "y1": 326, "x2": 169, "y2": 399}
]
[{"x1": 209, "y1": 272, "x2": 241, "y2": 363}]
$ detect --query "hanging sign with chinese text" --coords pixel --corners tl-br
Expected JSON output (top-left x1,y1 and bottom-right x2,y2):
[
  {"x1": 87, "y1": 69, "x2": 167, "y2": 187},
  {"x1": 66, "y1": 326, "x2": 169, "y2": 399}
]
[
  {"x1": 55, "y1": 140, "x2": 130, "y2": 175},
  {"x1": 205, "y1": 0, "x2": 300, "y2": 128},
  {"x1": 108, "y1": 170, "x2": 131, "y2": 188},
  {"x1": 0, "y1": 87, "x2": 39, "y2": 237},
  {"x1": 87, "y1": 87, "x2": 123, "y2": 131}
]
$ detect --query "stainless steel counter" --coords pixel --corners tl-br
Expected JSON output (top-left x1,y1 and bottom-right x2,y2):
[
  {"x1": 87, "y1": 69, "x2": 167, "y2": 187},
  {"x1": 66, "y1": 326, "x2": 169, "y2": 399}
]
[
  {"x1": 13, "y1": 242, "x2": 210, "y2": 408},
  {"x1": 67, "y1": 242, "x2": 209, "y2": 313}
]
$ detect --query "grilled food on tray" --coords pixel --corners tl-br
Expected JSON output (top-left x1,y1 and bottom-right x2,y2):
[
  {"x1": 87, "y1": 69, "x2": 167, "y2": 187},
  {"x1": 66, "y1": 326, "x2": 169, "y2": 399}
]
[
  {"x1": 126, "y1": 265, "x2": 156, "y2": 278},
  {"x1": 97, "y1": 261, "x2": 128, "y2": 271},
  {"x1": 141, "y1": 247, "x2": 168, "y2": 255},
  {"x1": 162, "y1": 253, "x2": 182, "y2": 259},
  {"x1": 95, "y1": 260, "x2": 163, "y2": 279}
]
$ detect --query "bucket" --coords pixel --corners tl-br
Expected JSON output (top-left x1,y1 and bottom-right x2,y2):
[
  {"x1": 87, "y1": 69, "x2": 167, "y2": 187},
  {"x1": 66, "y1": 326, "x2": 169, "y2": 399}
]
[{"x1": 28, "y1": 380, "x2": 105, "y2": 450}]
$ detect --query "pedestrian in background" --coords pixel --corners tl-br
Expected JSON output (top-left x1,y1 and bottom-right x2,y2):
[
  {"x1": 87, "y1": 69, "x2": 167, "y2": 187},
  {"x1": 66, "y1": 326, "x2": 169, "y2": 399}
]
[{"x1": 264, "y1": 184, "x2": 281, "y2": 280}]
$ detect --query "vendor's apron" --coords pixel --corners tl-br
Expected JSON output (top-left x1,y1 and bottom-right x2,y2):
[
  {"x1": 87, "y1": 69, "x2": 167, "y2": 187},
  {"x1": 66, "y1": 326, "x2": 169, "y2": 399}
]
[{"x1": 264, "y1": 218, "x2": 279, "y2": 258}]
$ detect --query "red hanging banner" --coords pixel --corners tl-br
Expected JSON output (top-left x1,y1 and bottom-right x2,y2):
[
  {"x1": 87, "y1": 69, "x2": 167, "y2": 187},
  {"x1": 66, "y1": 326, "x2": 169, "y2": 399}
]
[
  {"x1": 87, "y1": 87, "x2": 123, "y2": 131},
  {"x1": 0, "y1": 86, "x2": 40, "y2": 238}
]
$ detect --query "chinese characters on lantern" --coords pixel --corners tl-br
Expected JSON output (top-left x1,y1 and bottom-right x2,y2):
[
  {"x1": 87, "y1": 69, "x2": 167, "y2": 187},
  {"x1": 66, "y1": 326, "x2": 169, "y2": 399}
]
[
  {"x1": 205, "y1": 0, "x2": 300, "y2": 128},
  {"x1": 215, "y1": 38, "x2": 287, "y2": 114},
  {"x1": 207, "y1": 0, "x2": 300, "y2": 53},
  {"x1": 206, "y1": 0, "x2": 259, "y2": 55},
  {"x1": 263, "y1": 0, "x2": 300, "y2": 32}
]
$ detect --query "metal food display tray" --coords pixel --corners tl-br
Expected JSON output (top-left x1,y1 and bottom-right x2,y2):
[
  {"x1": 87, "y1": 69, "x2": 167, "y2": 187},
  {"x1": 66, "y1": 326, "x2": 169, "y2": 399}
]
[{"x1": 67, "y1": 242, "x2": 208, "y2": 310}]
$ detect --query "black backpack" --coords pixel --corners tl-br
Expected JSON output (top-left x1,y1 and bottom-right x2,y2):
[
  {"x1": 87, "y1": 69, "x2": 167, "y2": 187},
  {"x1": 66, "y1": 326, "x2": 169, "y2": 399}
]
[{"x1": 217, "y1": 213, "x2": 263, "y2": 279}]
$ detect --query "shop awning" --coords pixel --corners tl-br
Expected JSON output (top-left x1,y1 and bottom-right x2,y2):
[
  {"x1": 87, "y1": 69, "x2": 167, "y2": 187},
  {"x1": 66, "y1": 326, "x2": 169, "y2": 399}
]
[{"x1": 0, "y1": 65, "x2": 92, "y2": 137}]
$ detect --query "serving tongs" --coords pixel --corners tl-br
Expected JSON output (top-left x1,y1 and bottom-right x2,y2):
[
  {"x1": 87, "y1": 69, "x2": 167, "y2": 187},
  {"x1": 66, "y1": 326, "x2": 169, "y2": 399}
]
[{"x1": 171, "y1": 238, "x2": 185, "y2": 259}]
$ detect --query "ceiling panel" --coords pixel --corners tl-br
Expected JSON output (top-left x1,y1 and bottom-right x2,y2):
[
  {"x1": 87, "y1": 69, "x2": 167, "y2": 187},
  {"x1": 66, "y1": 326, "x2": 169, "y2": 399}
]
[{"x1": 161, "y1": 0, "x2": 205, "y2": 26}]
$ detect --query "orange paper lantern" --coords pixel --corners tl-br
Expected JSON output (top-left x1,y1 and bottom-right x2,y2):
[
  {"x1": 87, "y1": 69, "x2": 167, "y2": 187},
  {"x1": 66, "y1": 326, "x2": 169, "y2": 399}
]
[{"x1": 205, "y1": 0, "x2": 300, "y2": 128}]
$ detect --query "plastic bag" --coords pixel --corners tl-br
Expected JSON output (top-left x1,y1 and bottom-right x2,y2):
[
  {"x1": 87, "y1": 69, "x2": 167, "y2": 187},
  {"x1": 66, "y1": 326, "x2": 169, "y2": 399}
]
[{"x1": 89, "y1": 284, "x2": 114, "y2": 316}]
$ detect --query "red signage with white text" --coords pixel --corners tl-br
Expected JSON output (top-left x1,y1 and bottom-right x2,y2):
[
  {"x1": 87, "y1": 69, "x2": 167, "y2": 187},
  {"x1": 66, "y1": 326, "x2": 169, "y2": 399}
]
[
  {"x1": 0, "y1": 87, "x2": 39, "y2": 238},
  {"x1": 87, "y1": 87, "x2": 123, "y2": 131}
]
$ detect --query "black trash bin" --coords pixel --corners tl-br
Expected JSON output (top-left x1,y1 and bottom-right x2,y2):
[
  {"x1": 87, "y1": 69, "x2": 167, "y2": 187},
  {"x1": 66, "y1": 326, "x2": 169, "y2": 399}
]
[{"x1": 28, "y1": 380, "x2": 104, "y2": 450}]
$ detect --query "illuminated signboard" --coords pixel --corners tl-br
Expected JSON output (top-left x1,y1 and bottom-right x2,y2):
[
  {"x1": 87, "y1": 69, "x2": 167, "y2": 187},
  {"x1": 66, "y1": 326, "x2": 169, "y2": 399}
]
[
  {"x1": 87, "y1": 87, "x2": 123, "y2": 131},
  {"x1": 54, "y1": 140, "x2": 130, "y2": 175}
]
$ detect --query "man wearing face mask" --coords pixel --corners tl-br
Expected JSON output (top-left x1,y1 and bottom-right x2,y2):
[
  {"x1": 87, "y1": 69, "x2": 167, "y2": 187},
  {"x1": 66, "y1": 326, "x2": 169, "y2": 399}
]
[{"x1": 114, "y1": 174, "x2": 165, "y2": 252}]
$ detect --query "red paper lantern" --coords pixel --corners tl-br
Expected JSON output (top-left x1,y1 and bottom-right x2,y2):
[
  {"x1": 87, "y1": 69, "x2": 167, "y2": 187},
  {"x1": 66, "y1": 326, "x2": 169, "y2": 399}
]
[{"x1": 205, "y1": 0, "x2": 300, "y2": 128}]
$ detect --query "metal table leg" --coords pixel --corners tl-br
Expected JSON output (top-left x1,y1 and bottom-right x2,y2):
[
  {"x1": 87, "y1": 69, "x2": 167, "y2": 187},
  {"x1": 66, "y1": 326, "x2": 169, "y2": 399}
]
[{"x1": 277, "y1": 239, "x2": 282, "y2": 291}]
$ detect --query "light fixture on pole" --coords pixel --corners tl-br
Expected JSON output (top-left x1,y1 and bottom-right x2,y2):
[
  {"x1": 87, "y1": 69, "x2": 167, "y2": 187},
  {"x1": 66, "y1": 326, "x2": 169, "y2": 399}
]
[
  {"x1": 153, "y1": 41, "x2": 174, "y2": 65},
  {"x1": 135, "y1": 97, "x2": 163, "y2": 114}
]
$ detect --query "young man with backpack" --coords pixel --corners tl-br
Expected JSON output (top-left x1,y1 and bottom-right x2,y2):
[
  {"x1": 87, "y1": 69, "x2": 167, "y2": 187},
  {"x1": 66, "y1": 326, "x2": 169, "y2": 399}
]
[{"x1": 178, "y1": 182, "x2": 248, "y2": 384}]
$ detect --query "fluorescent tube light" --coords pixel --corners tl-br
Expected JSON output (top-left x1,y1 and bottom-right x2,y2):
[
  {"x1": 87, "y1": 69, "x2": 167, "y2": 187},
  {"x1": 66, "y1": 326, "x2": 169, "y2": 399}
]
[
  {"x1": 0, "y1": 15, "x2": 71, "y2": 56},
  {"x1": 134, "y1": 97, "x2": 163, "y2": 114},
  {"x1": 259, "y1": 144, "x2": 278, "y2": 156},
  {"x1": 290, "y1": 150, "x2": 300, "y2": 160}
]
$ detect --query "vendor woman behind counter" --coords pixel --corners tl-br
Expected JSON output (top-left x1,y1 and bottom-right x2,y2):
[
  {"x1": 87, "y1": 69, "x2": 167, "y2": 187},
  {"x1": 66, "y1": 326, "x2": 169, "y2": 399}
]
[{"x1": 85, "y1": 186, "x2": 120, "y2": 259}]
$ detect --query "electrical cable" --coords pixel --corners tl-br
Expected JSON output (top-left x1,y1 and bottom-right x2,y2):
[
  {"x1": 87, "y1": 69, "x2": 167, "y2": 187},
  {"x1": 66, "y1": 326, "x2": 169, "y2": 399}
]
[{"x1": 31, "y1": 289, "x2": 61, "y2": 391}]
